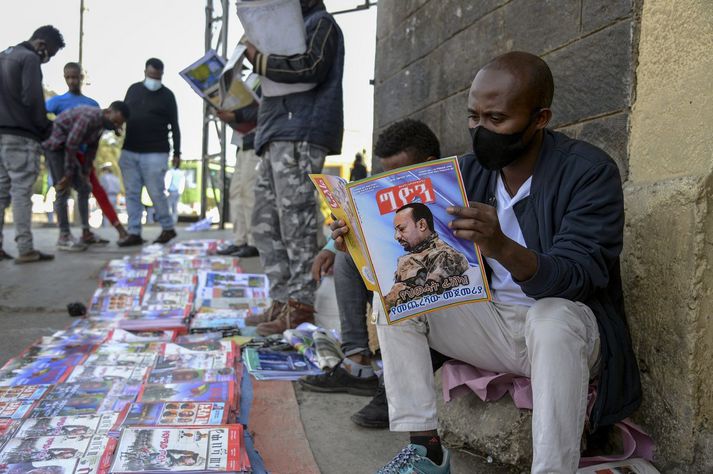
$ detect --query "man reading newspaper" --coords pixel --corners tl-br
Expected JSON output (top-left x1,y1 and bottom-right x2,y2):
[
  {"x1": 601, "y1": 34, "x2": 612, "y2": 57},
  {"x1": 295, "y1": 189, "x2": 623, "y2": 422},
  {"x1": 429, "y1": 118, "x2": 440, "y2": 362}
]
[
  {"x1": 332, "y1": 52, "x2": 641, "y2": 473},
  {"x1": 242, "y1": 0, "x2": 345, "y2": 336}
]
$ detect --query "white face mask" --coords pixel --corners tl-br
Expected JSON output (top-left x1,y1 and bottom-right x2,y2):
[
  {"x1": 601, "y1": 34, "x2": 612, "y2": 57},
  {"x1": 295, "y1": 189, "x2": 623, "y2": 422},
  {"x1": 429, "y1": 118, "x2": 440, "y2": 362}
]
[{"x1": 144, "y1": 77, "x2": 162, "y2": 91}]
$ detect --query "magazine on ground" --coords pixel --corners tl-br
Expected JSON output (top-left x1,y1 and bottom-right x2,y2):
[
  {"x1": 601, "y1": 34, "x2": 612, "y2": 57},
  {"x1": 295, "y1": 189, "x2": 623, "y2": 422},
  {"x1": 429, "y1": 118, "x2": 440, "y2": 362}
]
[
  {"x1": 0, "y1": 433, "x2": 113, "y2": 465},
  {"x1": 110, "y1": 425, "x2": 249, "y2": 473},
  {"x1": 136, "y1": 381, "x2": 236, "y2": 407},
  {"x1": 243, "y1": 348, "x2": 322, "y2": 381},
  {"x1": 0, "y1": 386, "x2": 50, "y2": 402},
  {"x1": 311, "y1": 157, "x2": 491, "y2": 323},
  {"x1": 11, "y1": 413, "x2": 120, "y2": 438},
  {"x1": 119, "y1": 402, "x2": 228, "y2": 427}
]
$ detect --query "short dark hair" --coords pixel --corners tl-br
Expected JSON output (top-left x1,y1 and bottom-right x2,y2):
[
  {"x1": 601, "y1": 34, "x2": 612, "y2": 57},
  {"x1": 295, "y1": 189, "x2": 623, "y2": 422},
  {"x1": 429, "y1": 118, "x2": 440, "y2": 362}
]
[
  {"x1": 30, "y1": 25, "x2": 65, "y2": 49},
  {"x1": 374, "y1": 119, "x2": 441, "y2": 162},
  {"x1": 396, "y1": 202, "x2": 434, "y2": 232},
  {"x1": 64, "y1": 62, "x2": 81, "y2": 72},
  {"x1": 145, "y1": 58, "x2": 164, "y2": 71},
  {"x1": 483, "y1": 51, "x2": 554, "y2": 108},
  {"x1": 109, "y1": 100, "x2": 130, "y2": 120}
]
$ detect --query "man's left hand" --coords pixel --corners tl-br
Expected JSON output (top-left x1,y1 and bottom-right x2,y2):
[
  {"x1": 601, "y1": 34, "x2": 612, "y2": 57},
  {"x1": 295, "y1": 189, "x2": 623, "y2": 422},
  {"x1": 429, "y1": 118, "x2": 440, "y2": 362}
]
[
  {"x1": 172, "y1": 154, "x2": 181, "y2": 169},
  {"x1": 447, "y1": 201, "x2": 508, "y2": 258}
]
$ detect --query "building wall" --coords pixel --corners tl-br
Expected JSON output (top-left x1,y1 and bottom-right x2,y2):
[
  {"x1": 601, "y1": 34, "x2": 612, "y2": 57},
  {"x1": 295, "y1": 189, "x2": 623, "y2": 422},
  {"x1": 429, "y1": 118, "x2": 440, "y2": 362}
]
[
  {"x1": 373, "y1": 0, "x2": 637, "y2": 177},
  {"x1": 373, "y1": 0, "x2": 713, "y2": 470}
]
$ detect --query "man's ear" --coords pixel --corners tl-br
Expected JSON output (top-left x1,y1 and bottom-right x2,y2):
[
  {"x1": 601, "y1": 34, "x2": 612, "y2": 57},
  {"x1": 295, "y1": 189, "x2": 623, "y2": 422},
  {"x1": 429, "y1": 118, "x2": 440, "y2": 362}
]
[{"x1": 535, "y1": 109, "x2": 552, "y2": 130}]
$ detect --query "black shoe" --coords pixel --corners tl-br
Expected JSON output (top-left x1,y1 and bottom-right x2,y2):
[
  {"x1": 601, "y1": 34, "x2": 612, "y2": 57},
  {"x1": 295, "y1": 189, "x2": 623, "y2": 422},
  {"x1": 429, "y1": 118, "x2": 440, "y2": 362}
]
[
  {"x1": 235, "y1": 245, "x2": 259, "y2": 258},
  {"x1": 351, "y1": 383, "x2": 389, "y2": 428},
  {"x1": 217, "y1": 244, "x2": 245, "y2": 256},
  {"x1": 299, "y1": 365, "x2": 379, "y2": 396},
  {"x1": 0, "y1": 249, "x2": 13, "y2": 261},
  {"x1": 153, "y1": 229, "x2": 177, "y2": 244},
  {"x1": 117, "y1": 234, "x2": 145, "y2": 247}
]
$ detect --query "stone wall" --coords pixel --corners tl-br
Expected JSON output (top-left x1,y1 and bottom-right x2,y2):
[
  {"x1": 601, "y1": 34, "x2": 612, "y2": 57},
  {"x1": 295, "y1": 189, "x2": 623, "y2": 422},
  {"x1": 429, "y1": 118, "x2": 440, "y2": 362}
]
[
  {"x1": 373, "y1": 0, "x2": 638, "y2": 176},
  {"x1": 373, "y1": 0, "x2": 713, "y2": 471},
  {"x1": 624, "y1": 0, "x2": 713, "y2": 471}
]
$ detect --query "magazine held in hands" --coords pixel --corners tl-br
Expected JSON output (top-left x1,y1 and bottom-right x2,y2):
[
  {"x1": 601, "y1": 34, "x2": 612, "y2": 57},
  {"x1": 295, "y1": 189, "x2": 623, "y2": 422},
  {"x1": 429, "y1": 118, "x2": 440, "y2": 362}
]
[{"x1": 311, "y1": 157, "x2": 491, "y2": 323}]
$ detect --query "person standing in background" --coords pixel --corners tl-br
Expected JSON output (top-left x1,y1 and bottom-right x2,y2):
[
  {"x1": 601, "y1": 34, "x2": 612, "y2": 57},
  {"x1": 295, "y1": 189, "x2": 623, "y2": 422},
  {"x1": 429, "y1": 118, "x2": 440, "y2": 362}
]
[
  {"x1": 243, "y1": 0, "x2": 345, "y2": 335},
  {"x1": 216, "y1": 101, "x2": 260, "y2": 259},
  {"x1": 164, "y1": 166, "x2": 185, "y2": 225},
  {"x1": 45, "y1": 62, "x2": 98, "y2": 114},
  {"x1": 119, "y1": 57, "x2": 180, "y2": 247},
  {"x1": 0, "y1": 25, "x2": 65, "y2": 264},
  {"x1": 349, "y1": 152, "x2": 367, "y2": 181}
]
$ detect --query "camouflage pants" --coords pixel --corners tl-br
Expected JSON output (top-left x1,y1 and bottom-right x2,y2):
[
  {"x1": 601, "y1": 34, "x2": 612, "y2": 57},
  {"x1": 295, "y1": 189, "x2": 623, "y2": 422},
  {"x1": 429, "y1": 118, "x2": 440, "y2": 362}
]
[
  {"x1": 251, "y1": 141, "x2": 326, "y2": 305},
  {"x1": 0, "y1": 135, "x2": 41, "y2": 254}
]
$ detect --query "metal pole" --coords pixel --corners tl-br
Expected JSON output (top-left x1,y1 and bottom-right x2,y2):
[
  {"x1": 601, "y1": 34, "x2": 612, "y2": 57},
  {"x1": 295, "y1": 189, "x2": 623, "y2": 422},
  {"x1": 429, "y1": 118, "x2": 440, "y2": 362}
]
[
  {"x1": 200, "y1": 0, "x2": 212, "y2": 220},
  {"x1": 219, "y1": 0, "x2": 229, "y2": 230},
  {"x1": 78, "y1": 0, "x2": 85, "y2": 64}
]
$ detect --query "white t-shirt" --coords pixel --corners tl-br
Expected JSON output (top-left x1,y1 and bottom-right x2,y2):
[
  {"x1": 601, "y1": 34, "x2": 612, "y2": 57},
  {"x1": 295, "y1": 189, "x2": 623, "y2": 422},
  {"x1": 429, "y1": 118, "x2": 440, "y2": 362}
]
[{"x1": 484, "y1": 175, "x2": 536, "y2": 307}]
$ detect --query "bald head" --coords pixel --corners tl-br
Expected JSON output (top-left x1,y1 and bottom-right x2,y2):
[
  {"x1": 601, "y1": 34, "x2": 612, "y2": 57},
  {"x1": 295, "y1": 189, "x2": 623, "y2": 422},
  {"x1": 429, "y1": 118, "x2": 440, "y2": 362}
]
[{"x1": 481, "y1": 51, "x2": 554, "y2": 109}]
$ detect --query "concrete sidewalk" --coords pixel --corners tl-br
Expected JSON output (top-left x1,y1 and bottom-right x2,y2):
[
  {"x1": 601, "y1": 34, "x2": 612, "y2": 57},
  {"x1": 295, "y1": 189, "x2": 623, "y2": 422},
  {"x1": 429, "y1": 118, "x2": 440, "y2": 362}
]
[{"x1": 0, "y1": 225, "x2": 516, "y2": 473}]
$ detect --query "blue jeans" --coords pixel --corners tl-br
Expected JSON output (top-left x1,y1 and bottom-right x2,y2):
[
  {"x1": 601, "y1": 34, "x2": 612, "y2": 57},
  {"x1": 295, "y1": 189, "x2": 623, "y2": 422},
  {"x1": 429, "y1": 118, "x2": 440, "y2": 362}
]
[
  {"x1": 119, "y1": 150, "x2": 173, "y2": 235},
  {"x1": 167, "y1": 191, "x2": 180, "y2": 225}
]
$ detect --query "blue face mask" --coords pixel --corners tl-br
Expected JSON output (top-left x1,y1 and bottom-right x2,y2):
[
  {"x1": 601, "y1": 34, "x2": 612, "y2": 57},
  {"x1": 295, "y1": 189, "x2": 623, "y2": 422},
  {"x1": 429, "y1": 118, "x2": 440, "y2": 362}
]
[{"x1": 144, "y1": 77, "x2": 162, "y2": 91}]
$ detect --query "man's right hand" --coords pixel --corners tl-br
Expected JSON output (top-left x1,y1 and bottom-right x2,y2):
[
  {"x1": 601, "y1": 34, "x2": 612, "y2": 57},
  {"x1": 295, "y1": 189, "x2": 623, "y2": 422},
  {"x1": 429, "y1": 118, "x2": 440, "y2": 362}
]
[
  {"x1": 311, "y1": 250, "x2": 336, "y2": 281},
  {"x1": 330, "y1": 219, "x2": 349, "y2": 252},
  {"x1": 216, "y1": 110, "x2": 235, "y2": 123}
]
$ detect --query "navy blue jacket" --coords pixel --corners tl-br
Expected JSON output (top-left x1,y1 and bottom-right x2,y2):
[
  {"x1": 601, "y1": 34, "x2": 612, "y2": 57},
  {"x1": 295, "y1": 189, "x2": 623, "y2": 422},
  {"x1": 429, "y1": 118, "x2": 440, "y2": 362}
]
[
  {"x1": 460, "y1": 129, "x2": 641, "y2": 430},
  {"x1": 253, "y1": 4, "x2": 344, "y2": 155}
]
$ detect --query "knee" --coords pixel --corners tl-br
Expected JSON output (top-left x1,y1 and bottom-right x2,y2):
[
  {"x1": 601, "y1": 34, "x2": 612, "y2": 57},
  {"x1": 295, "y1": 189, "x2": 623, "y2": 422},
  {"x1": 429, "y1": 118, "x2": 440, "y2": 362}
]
[{"x1": 525, "y1": 298, "x2": 588, "y2": 344}]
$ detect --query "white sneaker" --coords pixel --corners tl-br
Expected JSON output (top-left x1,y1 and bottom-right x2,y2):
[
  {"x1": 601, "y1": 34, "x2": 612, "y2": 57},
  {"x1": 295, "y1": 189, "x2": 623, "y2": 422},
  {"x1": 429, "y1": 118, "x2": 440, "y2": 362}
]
[{"x1": 57, "y1": 235, "x2": 87, "y2": 252}]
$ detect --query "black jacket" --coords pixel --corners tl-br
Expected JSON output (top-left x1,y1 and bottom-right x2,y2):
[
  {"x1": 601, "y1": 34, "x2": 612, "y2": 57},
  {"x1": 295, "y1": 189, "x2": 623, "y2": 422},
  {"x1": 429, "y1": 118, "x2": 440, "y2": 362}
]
[
  {"x1": 0, "y1": 42, "x2": 52, "y2": 141},
  {"x1": 122, "y1": 82, "x2": 181, "y2": 155},
  {"x1": 459, "y1": 130, "x2": 641, "y2": 430},
  {"x1": 253, "y1": 4, "x2": 344, "y2": 155}
]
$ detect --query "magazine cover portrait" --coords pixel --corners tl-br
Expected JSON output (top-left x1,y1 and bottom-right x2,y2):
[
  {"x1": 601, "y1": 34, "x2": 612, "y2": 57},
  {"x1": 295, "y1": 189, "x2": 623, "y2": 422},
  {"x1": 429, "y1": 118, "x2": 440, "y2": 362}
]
[{"x1": 348, "y1": 158, "x2": 491, "y2": 323}]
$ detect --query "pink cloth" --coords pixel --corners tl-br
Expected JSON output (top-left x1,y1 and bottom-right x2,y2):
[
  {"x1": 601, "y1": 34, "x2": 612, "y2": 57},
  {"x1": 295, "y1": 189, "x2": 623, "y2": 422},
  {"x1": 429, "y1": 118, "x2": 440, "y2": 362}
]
[{"x1": 440, "y1": 360, "x2": 654, "y2": 466}]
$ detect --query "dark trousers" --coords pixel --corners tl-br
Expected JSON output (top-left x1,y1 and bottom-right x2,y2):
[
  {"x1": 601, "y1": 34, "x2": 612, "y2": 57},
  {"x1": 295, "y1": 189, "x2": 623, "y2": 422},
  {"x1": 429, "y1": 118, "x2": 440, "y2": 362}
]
[{"x1": 45, "y1": 148, "x2": 90, "y2": 235}]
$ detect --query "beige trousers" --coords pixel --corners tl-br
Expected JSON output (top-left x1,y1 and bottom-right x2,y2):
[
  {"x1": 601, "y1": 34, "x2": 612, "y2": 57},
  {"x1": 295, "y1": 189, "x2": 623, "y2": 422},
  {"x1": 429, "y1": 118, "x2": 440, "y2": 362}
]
[
  {"x1": 376, "y1": 298, "x2": 600, "y2": 474},
  {"x1": 229, "y1": 148, "x2": 260, "y2": 246}
]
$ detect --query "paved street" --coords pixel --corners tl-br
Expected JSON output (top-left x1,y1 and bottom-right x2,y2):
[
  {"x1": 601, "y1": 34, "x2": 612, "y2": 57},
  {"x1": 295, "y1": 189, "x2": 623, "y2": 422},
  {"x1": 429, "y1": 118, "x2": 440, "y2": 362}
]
[{"x1": 0, "y1": 224, "x2": 517, "y2": 473}]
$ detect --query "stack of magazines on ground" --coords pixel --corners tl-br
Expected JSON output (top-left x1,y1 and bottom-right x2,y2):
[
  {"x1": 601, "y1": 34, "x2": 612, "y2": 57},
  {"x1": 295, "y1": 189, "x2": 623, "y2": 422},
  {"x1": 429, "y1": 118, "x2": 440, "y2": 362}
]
[
  {"x1": 0, "y1": 240, "x2": 269, "y2": 473},
  {"x1": 243, "y1": 323, "x2": 342, "y2": 381}
]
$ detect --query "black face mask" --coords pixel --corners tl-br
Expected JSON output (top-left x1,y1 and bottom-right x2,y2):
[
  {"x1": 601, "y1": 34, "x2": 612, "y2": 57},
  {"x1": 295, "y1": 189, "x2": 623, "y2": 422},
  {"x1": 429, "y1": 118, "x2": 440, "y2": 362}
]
[{"x1": 469, "y1": 110, "x2": 540, "y2": 171}]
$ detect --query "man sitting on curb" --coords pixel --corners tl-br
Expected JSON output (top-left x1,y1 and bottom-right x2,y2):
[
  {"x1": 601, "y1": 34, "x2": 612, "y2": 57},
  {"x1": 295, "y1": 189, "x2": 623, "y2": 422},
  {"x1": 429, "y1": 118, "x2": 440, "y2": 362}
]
[
  {"x1": 332, "y1": 52, "x2": 641, "y2": 474},
  {"x1": 301, "y1": 119, "x2": 442, "y2": 430}
]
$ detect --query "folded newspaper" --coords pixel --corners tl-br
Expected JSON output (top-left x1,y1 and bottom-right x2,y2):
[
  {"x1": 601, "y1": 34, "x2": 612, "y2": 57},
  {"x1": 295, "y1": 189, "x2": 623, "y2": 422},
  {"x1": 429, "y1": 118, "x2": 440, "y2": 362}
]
[
  {"x1": 236, "y1": 0, "x2": 316, "y2": 97},
  {"x1": 311, "y1": 157, "x2": 491, "y2": 323}
]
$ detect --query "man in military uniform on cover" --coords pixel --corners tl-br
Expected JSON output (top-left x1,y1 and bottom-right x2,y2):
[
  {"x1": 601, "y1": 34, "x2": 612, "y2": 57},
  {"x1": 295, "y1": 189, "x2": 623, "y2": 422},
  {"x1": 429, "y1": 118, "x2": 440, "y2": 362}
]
[{"x1": 384, "y1": 202, "x2": 469, "y2": 311}]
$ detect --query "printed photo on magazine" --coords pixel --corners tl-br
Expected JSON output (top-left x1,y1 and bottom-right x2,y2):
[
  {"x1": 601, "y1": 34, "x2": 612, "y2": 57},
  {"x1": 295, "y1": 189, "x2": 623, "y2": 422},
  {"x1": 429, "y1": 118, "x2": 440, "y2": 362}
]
[{"x1": 311, "y1": 157, "x2": 491, "y2": 323}]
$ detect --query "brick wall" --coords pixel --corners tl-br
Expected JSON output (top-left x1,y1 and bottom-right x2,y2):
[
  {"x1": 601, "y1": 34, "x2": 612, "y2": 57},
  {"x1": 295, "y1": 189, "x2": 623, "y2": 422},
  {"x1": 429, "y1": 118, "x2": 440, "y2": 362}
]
[{"x1": 373, "y1": 0, "x2": 638, "y2": 178}]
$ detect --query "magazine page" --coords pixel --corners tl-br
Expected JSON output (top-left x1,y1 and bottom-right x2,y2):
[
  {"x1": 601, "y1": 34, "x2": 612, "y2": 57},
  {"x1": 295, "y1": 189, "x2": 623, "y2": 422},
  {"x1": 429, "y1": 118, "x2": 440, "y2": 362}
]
[
  {"x1": 0, "y1": 386, "x2": 50, "y2": 402},
  {"x1": 137, "y1": 381, "x2": 235, "y2": 406},
  {"x1": 346, "y1": 157, "x2": 491, "y2": 323},
  {"x1": 110, "y1": 426, "x2": 245, "y2": 473},
  {"x1": 13, "y1": 413, "x2": 119, "y2": 438},
  {"x1": 179, "y1": 50, "x2": 226, "y2": 108},
  {"x1": 218, "y1": 43, "x2": 261, "y2": 112},
  {"x1": 310, "y1": 174, "x2": 377, "y2": 291},
  {"x1": 235, "y1": 0, "x2": 316, "y2": 97},
  {"x1": 120, "y1": 402, "x2": 228, "y2": 427}
]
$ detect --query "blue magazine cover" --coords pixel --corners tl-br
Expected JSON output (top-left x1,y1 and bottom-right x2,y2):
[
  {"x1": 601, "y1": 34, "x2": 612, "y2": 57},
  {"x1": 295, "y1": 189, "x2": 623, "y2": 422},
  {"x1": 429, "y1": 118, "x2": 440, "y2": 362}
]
[{"x1": 346, "y1": 157, "x2": 491, "y2": 323}]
